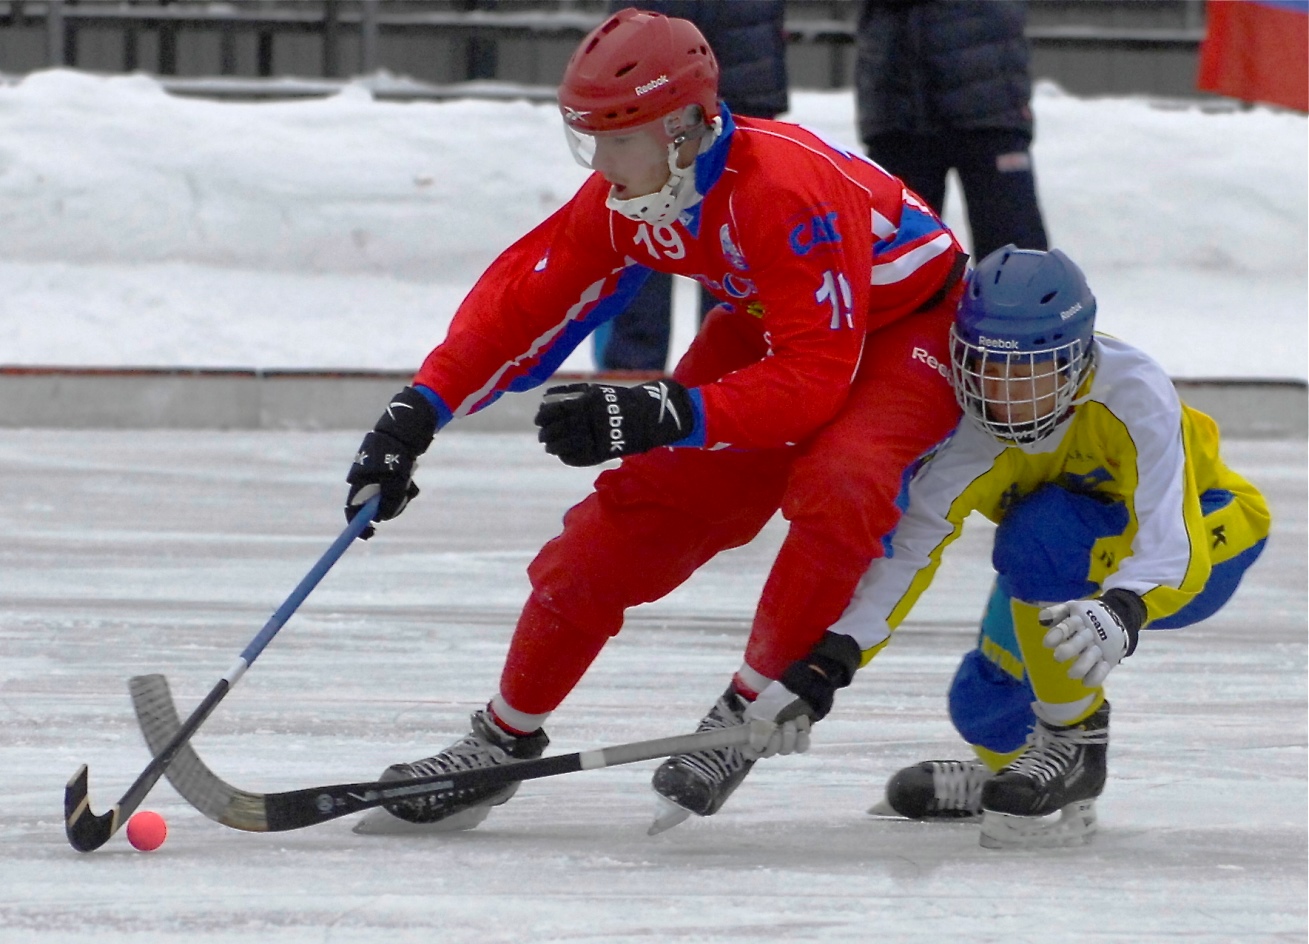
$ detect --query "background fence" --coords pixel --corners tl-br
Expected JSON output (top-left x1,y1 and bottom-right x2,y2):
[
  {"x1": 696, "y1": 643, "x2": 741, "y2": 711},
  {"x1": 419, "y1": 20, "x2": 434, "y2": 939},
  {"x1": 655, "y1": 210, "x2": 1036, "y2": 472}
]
[{"x1": 0, "y1": 1, "x2": 1211, "y2": 101}]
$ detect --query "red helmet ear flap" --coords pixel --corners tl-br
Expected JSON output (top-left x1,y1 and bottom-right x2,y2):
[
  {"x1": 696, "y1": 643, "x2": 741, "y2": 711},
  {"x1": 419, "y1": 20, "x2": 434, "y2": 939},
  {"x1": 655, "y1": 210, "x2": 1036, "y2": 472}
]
[{"x1": 559, "y1": 8, "x2": 719, "y2": 136}]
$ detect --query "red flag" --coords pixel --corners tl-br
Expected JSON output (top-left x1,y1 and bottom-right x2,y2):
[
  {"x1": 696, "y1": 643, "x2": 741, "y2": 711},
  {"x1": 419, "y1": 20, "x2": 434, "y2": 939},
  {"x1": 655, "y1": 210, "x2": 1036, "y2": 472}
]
[{"x1": 1197, "y1": 0, "x2": 1308, "y2": 112}]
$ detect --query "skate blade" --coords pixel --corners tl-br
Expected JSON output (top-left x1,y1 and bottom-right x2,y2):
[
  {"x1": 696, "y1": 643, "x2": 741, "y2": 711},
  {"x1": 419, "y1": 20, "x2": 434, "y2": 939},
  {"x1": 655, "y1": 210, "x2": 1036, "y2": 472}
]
[
  {"x1": 866, "y1": 799, "x2": 980, "y2": 821},
  {"x1": 647, "y1": 795, "x2": 694, "y2": 836},
  {"x1": 978, "y1": 799, "x2": 1097, "y2": 849},
  {"x1": 353, "y1": 803, "x2": 493, "y2": 836}
]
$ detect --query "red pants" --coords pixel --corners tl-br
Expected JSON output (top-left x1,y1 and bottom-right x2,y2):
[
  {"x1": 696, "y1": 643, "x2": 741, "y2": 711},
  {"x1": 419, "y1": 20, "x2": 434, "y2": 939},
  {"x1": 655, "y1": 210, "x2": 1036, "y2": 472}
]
[{"x1": 500, "y1": 290, "x2": 962, "y2": 716}]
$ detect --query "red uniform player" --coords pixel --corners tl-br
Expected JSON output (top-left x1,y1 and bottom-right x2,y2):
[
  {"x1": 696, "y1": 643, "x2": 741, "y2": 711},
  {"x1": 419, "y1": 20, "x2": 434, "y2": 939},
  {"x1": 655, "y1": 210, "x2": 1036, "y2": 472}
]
[{"x1": 344, "y1": 8, "x2": 966, "y2": 834}]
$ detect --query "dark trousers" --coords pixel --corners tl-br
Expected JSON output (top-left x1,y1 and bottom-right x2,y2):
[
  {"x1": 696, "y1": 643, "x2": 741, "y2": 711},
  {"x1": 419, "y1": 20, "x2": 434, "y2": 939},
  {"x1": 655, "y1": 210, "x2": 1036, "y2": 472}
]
[
  {"x1": 866, "y1": 128, "x2": 1049, "y2": 261},
  {"x1": 593, "y1": 272, "x2": 719, "y2": 371}
]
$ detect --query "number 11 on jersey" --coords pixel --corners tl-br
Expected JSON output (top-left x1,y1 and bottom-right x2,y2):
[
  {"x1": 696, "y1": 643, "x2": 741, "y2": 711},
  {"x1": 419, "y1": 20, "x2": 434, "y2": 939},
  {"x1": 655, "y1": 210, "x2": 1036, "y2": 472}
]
[{"x1": 817, "y1": 270, "x2": 854, "y2": 329}]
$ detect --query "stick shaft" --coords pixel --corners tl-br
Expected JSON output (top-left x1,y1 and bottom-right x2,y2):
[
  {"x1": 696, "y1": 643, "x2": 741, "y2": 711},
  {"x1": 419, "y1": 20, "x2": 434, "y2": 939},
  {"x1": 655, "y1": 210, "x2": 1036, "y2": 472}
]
[
  {"x1": 239, "y1": 503, "x2": 377, "y2": 666},
  {"x1": 130, "y1": 671, "x2": 748, "y2": 835},
  {"x1": 265, "y1": 726, "x2": 748, "y2": 831}
]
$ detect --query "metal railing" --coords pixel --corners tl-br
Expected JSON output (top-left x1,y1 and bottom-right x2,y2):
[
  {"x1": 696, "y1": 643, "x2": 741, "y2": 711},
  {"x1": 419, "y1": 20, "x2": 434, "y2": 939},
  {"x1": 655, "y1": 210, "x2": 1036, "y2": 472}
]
[{"x1": 0, "y1": 0, "x2": 1208, "y2": 97}]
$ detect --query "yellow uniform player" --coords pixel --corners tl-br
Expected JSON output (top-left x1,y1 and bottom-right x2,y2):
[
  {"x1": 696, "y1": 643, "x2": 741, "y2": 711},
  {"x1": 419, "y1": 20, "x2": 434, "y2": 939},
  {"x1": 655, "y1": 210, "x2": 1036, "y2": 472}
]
[{"x1": 823, "y1": 246, "x2": 1270, "y2": 847}]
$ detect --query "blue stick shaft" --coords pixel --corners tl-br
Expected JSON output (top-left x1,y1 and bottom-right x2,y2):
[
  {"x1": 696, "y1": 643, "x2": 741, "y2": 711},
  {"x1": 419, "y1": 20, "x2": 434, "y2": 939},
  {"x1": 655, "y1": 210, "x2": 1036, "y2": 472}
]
[{"x1": 238, "y1": 495, "x2": 380, "y2": 667}]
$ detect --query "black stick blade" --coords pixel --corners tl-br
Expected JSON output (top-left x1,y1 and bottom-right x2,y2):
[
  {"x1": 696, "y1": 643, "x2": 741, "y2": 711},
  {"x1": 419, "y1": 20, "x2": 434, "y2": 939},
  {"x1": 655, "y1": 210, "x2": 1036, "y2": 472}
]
[{"x1": 64, "y1": 765, "x2": 118, "y2": 853}]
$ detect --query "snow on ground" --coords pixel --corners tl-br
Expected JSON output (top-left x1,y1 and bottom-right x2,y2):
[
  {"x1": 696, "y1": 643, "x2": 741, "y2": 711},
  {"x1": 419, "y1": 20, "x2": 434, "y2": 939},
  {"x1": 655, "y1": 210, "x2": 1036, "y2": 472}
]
[
  {"x1": 0, "y1": 430, "x2": 1304, "y2": 943},
  {"x1": 0, "y1": 70, "x2": 1305, "y2": 378}
]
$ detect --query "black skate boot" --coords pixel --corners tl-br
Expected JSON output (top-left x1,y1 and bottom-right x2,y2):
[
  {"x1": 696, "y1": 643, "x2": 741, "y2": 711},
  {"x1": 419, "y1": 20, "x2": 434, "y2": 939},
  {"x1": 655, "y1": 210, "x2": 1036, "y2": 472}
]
[
  {"x1": 354, "y1": 709, "x2": 549, "y2": 835},
  {"x1": 979, "y1": 700, "x2": 1109, "y2": 848},
  {"x1": 648, "y1": 686, "x2": 755, "y2": 835},
  {"x1": 877, "y1": 759, "x2": 990, "y2": 819}
]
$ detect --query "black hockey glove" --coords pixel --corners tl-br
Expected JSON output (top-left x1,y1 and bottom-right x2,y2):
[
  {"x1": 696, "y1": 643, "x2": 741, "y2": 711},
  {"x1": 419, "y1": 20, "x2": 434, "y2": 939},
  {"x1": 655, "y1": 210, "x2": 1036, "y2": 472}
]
[
  {"x1": 345, "y1": 386, "x2": 438, "y2": 538},
  {"x1": 534, "y1": 378, "x2": 695, "y2": 467},
  {"x1": 741, "y1": 632, "x2": 863, "y2": 760}
]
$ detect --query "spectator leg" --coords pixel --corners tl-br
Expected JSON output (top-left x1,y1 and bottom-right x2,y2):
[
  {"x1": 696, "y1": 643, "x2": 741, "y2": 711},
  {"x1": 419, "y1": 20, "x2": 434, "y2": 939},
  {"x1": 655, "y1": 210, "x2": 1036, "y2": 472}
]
[{"x1": 955, "y1": 128, "x2": 1049, "y2": 259}]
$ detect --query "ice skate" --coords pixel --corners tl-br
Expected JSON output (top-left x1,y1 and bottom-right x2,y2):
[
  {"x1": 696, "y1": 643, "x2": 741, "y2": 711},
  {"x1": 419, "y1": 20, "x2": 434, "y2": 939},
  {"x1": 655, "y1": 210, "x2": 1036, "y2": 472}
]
[
  {"x1": 353, "y1": 709, "x2": 548, "y2": 835},
  {"x1": 648, "y1": 686, "x2": 755, "y2": 835},
  {"x1": 870, "y1": 759, "x2": 990, "y2": 819},
  {"x1": 979, "y1": 701, "x2": 1109, "y2": 849},
  {"x1": 648, "y1": 795, "x2": 693, "y2": 836}
]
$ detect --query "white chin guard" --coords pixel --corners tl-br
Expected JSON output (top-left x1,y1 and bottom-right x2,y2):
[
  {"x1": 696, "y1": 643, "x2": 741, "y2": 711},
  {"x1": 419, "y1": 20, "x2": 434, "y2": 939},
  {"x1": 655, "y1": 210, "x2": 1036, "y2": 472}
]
[{"x1": 605, "y1": 117, "x2": 720, "y2": 227}]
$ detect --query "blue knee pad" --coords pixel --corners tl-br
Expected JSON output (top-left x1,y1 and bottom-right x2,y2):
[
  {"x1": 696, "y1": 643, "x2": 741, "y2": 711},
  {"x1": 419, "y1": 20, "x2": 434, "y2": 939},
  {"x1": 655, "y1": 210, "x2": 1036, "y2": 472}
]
[
  {"x1": 992, "y1": 483, "x2": 1129, "y2": 602},
  {"x1": 948, "y1": 649, "x2": 1035, "y2": 754}
]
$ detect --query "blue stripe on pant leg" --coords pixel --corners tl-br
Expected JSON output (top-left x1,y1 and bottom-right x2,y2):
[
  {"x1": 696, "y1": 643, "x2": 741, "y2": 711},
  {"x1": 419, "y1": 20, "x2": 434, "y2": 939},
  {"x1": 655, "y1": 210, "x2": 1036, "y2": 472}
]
[{"x1": 948, "y1": 650, "x2": 1036, "y2": 755}]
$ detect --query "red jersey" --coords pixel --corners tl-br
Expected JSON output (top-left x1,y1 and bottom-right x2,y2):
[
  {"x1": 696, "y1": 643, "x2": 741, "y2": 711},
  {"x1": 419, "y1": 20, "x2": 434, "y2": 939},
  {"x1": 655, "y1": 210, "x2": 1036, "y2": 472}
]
[{"x1": 414, "y1": 109, "x2": 962, "y2": 450}]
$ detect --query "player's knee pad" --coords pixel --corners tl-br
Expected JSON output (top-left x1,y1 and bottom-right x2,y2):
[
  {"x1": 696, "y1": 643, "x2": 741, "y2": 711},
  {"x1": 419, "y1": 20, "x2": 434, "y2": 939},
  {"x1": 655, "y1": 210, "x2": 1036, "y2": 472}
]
[
  {"x1": 947, "y1": 649, "x2": 1036, "y2": 755},
  {"x1": 992, "y1": 483, "x2": 1128, "y2": 602}
]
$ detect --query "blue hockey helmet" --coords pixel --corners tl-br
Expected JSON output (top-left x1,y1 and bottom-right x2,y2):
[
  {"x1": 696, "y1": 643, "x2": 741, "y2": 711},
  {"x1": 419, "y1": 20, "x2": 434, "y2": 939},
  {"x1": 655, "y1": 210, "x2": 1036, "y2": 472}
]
[{"x1": 950, "y1": 246, "x2": 1097, "y2": 445}]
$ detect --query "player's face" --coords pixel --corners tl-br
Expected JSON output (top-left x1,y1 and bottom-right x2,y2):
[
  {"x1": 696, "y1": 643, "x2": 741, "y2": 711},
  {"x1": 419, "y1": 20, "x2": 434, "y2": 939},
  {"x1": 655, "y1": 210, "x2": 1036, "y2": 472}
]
[
  {"x1": 588, "y1": 125, "x2": 672, "y2": 198},
  {"x1": 979, "y1": 358, "x2": 1064, "y2": 427}
]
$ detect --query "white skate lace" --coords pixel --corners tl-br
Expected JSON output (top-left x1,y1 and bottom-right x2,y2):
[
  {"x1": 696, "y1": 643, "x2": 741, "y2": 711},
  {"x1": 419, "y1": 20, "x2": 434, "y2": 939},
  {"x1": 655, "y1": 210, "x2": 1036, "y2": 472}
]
[
  {"x1": 676, "y1": 694, "x2": 748, "y2": 785},
  {"x1": 931, "y1": 760, "x2": 989, "y2": 811},
  {"x1": 1007, "y1": 722, "x2": 1108, "y2": 785},
  {"x1": 399, "y1": 728, "x2": 510, "y2": 778}
]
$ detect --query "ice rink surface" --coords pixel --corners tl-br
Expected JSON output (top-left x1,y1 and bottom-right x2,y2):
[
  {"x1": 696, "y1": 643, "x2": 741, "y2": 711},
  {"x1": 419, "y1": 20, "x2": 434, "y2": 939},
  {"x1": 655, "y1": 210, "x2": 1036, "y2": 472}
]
[{"x1": 1, "y1": 429, "x2": 1304, "y2": 944}]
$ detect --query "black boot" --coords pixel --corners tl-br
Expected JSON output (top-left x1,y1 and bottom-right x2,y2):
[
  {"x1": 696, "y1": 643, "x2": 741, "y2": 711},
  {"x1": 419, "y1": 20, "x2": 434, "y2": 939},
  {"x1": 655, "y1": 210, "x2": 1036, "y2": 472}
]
[
  {"x1": 883, "y1": 759, "x2": 990, "y2": 819},
  {"x1": 378, "y1": 709, "x2": 549, "y2": 825}
]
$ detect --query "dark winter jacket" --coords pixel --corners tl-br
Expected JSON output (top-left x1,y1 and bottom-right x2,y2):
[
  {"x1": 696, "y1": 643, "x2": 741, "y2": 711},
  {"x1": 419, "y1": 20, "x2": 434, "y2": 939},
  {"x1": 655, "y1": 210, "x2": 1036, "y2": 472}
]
[
  {"x1": 855, "y1": 0, "x2": 1034, "y2": 140},
  {"x1": 609, "y1": 1, "x2": 789, "y2": 118}
]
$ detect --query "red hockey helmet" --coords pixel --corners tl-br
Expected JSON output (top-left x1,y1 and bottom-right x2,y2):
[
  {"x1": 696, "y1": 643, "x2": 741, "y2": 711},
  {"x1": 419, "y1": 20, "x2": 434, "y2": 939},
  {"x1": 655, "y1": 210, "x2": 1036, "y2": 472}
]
[{"x1": 558, "y1": 8, "x2": 720, "y2": 137}]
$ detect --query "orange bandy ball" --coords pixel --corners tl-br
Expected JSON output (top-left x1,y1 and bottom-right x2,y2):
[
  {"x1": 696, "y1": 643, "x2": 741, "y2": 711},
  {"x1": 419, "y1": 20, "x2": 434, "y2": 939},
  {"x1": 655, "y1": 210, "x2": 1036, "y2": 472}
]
[{"x1": 126, "y1": 810, "x2": 167, "y2": 851}]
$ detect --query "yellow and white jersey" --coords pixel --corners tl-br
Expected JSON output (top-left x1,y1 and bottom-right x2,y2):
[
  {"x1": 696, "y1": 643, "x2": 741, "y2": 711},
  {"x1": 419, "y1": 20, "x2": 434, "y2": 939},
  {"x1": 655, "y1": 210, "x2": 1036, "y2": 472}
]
[{"x1": 831, "y1": 334, "x2": 1269, "y2": 657}]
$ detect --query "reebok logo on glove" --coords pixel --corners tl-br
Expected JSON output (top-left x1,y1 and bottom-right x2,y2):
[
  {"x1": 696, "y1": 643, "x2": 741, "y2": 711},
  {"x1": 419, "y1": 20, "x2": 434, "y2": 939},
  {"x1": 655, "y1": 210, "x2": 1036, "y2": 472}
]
[
  {"x1": 599, "y1": 386, "x2": 625, "y2": 454},
  {"x1": 646, "y1": 381, "x2": 682, "y2": 426},
  {"x1": 535, "y1": 378, "x2": 695, "y2": 467}
]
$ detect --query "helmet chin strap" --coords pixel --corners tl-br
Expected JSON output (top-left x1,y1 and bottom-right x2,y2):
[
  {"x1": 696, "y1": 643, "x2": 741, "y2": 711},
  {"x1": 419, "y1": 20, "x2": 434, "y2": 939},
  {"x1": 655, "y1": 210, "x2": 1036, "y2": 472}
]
[{"x1": 606, "y1": 117, "x2": 722, "y2": 227}]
